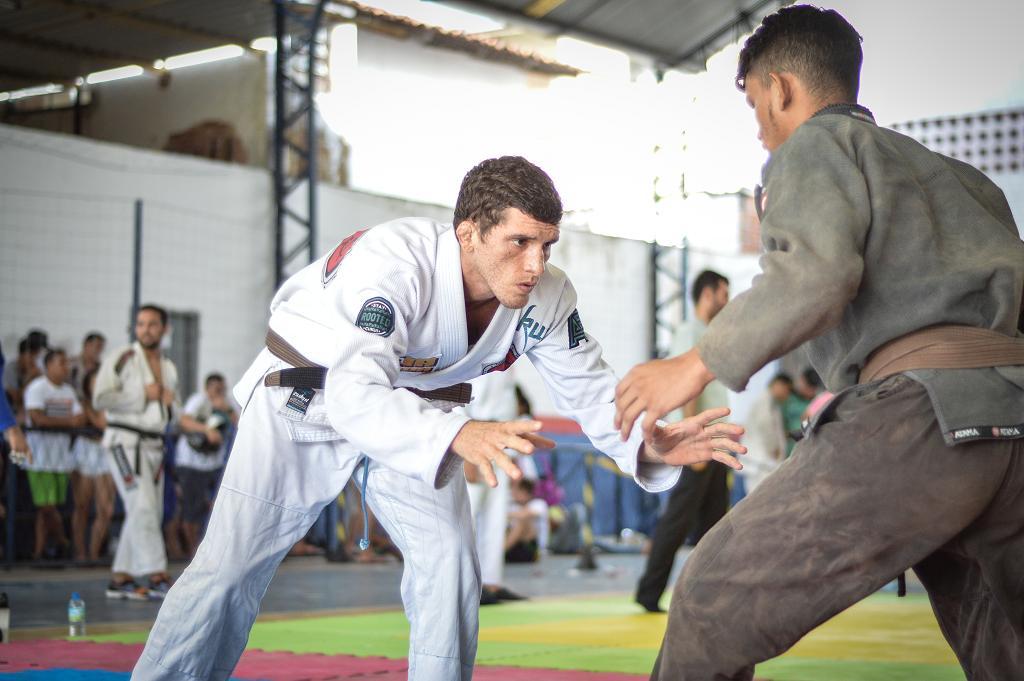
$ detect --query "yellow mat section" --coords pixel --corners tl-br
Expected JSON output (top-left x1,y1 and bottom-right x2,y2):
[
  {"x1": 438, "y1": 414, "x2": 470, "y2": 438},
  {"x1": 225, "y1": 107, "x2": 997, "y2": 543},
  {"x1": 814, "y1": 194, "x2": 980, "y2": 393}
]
[{"x1": 483, "y1": 593, "x2": 958, "y2": 666}]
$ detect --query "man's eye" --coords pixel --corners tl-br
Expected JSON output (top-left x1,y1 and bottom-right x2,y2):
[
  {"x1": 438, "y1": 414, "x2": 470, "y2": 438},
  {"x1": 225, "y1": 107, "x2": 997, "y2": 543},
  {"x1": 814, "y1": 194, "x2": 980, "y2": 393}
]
[{"x1": 512, "y1": 239, "x2": 525, "y2": 247}]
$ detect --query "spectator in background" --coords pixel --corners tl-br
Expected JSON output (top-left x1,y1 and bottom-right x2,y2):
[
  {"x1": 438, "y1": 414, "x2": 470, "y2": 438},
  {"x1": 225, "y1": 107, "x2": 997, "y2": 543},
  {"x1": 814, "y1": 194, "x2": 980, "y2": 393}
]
[
  {"x1": 26, "y1": 329, "x2": 49, "y2": 362},
  {"x1": 71, "y1": 368, "x2": 115, "y2": 563},
  {"x1": 739, "y1": 373, "x2": 792, "y2": 493},
  {"x1": 24, "y1": 349, "x2": 85, "y2": 560},
  {"x1": 175, "y1": 373, "x2": 238, "y2": 558},
  {"x1": 798, "y1": 367, "x2": 834, "y2": 421},
  {"x1": 635, "y1": 269, "x2": 731, "y2": 613},
  {"x1": 1, "y1": 341, "x2": 32, "y2": 526},
  {"x1": 504, "y1": 478, "x2": 548, "y2": 564},
  {"x1": 3, "y1": 338, "x2": 42, "y2": 417},
  {"x1": 95, "y1": 304, "x2": 179, "y2": 600},
  {"x1": 70, "y1": 333, "x2": 106, "y2": 398},
  {"x1": 781, "y1": 373, "x2": 811, "y2": 456}
]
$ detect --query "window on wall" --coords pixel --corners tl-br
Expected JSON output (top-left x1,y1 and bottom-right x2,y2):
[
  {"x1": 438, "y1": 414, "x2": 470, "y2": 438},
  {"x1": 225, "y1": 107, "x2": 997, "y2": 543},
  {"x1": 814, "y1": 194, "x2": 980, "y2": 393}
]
[{"x1": 166, "y1": 310, "x2": 199, "y2": 399}]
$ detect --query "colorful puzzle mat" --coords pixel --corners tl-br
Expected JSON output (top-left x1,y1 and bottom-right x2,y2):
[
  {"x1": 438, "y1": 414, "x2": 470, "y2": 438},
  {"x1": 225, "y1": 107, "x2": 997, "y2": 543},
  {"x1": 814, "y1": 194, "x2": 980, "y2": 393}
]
[{"x1": 1, "y1": 593, "x2": 965, "y2": 681}]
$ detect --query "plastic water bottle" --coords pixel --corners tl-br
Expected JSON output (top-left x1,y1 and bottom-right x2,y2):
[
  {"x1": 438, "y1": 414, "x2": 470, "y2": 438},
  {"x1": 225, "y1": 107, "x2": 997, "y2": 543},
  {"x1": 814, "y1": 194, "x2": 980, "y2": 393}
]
[{"x1": 68, "y1": 592, "x2": 86, "y2": 637}]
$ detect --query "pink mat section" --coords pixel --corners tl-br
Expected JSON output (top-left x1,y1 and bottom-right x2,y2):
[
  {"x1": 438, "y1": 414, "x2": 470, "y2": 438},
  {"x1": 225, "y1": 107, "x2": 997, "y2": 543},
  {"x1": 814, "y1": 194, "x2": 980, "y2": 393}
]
[{"x1": 0, "y1": 640, "x2": 645, "y2": 681}]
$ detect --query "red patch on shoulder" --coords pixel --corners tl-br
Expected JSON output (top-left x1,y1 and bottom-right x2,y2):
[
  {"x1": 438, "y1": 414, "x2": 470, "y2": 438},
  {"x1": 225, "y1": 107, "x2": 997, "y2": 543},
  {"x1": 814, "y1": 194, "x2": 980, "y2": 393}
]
[
  {"x1": 483, "y1": 345, "x2": 520, "y2": 374},
  {"x1": 322, "y1": 229, "x2": 368, "y2": 286}
]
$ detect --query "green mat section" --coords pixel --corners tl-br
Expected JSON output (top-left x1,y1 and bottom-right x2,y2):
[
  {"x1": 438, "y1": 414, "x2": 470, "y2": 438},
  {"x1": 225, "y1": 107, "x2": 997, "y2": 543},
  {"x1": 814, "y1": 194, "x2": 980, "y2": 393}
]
[{"x1": 89, "y1": 593, "x2": 965, "y2": 680}]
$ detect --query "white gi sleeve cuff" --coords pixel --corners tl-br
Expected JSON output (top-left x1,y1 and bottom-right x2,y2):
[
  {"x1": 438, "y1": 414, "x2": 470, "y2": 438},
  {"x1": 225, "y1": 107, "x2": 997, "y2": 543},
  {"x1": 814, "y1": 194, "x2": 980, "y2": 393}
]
[
  {"x1": 428, "y1": 412, "x2": 472, "y2": 490},
  {"x1": 628, "y1": 421, "x2": 683, "y2": 493}
]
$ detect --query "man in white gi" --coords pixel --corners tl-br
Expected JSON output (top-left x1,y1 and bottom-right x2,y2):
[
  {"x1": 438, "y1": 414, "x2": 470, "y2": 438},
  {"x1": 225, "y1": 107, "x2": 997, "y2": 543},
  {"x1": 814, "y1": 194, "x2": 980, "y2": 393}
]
[
  {"x1": 95, "y1": 304, "x2": 178, "y2": 600},
  {"x1": 132, "y1": 156, "x2": 745, "y2": 681}
]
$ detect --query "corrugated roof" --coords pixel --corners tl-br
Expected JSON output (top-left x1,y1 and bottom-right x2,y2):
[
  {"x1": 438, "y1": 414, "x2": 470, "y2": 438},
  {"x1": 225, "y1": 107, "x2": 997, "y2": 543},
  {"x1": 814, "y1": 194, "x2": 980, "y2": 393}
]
[
  {"x1": 456, "y1": 0, "x2": 787, "y2": 71},
  {"x1": 0, "y1": 0, "x2": 579, "y2": 93},
  {"x1": 1, "y1": 0, "x2": 787, "y2": 93}
]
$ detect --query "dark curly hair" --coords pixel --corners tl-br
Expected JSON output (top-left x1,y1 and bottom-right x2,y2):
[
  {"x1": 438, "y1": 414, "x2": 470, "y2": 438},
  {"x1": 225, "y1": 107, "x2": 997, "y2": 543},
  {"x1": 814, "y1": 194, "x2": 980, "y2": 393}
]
[
  {"x1": 453, "y1": 156, "x2": 563, "y2": 238},
  {"x1": 737, "y1": 5, "x2": 863, "y2": 101}
]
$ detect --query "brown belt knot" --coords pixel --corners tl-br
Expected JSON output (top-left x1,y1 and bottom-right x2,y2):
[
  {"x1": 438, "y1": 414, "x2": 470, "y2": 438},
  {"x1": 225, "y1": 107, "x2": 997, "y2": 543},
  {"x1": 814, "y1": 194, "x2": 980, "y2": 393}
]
[{"x1": 263, "y1": 328, "x2": 471, "y2": 404}]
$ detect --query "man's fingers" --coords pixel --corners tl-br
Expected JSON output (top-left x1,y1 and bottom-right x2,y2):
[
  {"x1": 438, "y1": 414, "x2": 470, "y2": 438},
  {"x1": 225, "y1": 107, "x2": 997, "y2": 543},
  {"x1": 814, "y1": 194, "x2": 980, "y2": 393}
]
[
  {"x1": 705, "y1": 423, "x2": 745, "y2": 439},
  {"x1": 641, "y1": 410, "x2": 660, "y2": 441},
  {"x1": 618, "y1": 393, "x2": 643, "y2": 440},
  {"x1": 504, "y1": 434, "x2": 536, "y2": 457},
  {"x1": 697, "y1": 407, "x2": 731, "y2": 426},
  {"x1": 477, "y1": 459, "x2": 498, "y2": 487},
  {"x1": 522, "y1": 432, "x2": 556, "y2": 450},
  {"x1": 712, "y1": 437, "x2": 747, "y2": 456},
  {"x1": 489, "y1": 449, "x2": 522, "y2": 481},
  {"x1": 504, "y1": 420, "x2": 543, "y2": 434},
  {"x1": 712, "y1": 451, "x2": 743, "y2": 471}
]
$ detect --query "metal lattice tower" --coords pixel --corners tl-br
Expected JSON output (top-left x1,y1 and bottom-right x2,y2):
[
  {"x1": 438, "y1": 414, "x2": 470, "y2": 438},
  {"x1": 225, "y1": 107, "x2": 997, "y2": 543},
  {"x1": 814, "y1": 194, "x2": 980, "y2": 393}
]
[
  {"x1": 273, "y1": 0, "x2": 329, "y2": 287},
  {"x1": 649, "y1": 238, "x2": 689, "y2": 359}
]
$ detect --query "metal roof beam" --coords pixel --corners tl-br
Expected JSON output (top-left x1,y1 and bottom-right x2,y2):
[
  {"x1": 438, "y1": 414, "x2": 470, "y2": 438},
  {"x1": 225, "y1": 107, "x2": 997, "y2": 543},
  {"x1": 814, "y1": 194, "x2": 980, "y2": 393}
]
[
  {"x1": 0, "y1": 65, "x2": 73, "y2": 86},
  {"x1": 451, "y1": 0, "x2": 680, "y2": 64},
  {"x1": 662, "y1": 0, "x2": 780, "y2": 69},
  {"x1": 32, "y1": 0, "x2": 256, "y2": 50},
  {"x1": 0, "y1": 28, "x2": 156, "y2": 68}
]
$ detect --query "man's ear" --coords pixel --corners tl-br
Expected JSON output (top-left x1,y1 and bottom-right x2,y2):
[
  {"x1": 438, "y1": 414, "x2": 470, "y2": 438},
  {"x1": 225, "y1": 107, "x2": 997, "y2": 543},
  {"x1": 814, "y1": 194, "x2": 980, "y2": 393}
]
[
  {"x1": 768, "y1": 71, "x2": 794, "y2": 111},
  {"x1": 455, "y1": 219, "x2": 477, "y2": 252}
]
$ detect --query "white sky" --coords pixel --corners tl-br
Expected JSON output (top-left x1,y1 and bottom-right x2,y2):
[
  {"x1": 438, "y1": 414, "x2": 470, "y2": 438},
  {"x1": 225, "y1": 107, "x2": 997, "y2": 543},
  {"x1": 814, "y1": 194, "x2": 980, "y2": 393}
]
[{"x1": 332, "y1": 0, "x2": 1024, "y2": 243}]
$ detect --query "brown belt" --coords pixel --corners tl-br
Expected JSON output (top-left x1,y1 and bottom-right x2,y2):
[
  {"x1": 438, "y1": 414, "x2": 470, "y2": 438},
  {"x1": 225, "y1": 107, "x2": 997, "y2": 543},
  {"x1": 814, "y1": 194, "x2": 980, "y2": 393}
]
[
  {"x1": 263, "y1": 328, "x2": 472, "y2": 404},
  {"x1": 859, "y1": 324, "x2": 1024, "y2": 383}
]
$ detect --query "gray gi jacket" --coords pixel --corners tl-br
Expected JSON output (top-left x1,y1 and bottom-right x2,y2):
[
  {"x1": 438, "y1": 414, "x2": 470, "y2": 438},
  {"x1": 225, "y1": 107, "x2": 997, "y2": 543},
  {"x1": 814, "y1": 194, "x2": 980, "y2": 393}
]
[{"x1": 698, "y1": 104, "x2": 1024, "y2": 446}]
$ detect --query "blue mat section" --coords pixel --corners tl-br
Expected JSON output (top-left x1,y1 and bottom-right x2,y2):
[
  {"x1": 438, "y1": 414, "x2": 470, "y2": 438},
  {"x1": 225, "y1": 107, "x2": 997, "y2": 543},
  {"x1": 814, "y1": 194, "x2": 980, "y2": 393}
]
[{"x1": 538, "y1": 442, "x2": 666, "y2": 538}]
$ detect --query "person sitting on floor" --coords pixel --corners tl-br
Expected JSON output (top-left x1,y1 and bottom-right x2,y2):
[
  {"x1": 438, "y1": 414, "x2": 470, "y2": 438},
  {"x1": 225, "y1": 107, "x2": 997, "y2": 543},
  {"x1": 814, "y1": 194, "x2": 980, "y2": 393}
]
[{"x1": 504, "y1": 478, "x2": 549, "y2": 564}]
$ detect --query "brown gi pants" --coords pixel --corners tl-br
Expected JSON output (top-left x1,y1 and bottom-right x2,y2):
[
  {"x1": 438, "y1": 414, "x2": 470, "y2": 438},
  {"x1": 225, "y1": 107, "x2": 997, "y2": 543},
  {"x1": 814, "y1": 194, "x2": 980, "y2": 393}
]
[{"x1": 651, "y1": 375, "x2": 1024, "y2": 681}]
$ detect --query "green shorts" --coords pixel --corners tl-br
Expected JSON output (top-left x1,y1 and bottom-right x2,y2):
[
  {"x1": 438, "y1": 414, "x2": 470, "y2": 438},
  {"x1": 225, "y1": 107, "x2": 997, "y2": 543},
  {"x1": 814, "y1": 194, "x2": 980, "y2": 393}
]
[{"x1": 27, "y1": 470, "x2": 69, "y2": 507}]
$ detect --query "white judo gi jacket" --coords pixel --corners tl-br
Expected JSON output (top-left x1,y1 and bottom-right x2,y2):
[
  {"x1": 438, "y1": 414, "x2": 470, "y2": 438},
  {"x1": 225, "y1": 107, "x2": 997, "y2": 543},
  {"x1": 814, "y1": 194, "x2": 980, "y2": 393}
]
[
  {"x1": 234, "y1": 217, "x2": 680, "y2": 493},
  {"x1": 94, "y1": 341, "x2": 177, "y2": 577}
]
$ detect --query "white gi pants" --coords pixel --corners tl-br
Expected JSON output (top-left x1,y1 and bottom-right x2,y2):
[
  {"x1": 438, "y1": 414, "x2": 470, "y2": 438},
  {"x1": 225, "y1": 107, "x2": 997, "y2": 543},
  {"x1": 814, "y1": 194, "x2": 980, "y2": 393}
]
[
  {"x1": 466, "y1": 469, "x2": 509, "y2": 586},
  {"x1": 107, "y1": 434, "x2": 167, "y2": 577},
  {"x1": 132, "y1": 382, "x2": 480, "y2": 681}
]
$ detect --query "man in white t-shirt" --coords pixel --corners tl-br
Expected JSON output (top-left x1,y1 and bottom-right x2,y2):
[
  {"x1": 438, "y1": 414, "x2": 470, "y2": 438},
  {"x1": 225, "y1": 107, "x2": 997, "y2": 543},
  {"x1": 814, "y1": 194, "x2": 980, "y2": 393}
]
[
  {"x1": 23, "y1": 349, "x2": 85, "y2": 560},
  {"x1": 175, "y1": 373, "x2": 238, "y2": 557}
]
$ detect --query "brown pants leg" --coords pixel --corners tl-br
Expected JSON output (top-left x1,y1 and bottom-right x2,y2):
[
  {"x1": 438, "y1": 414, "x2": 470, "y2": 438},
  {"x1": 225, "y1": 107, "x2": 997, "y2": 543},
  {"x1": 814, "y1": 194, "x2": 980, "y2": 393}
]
[
  {"x1": 650, "y1": 375, "x2": 1024, "y2": 681},
  {"x1": 913, "y1": 446, "x2": 1024, "y2": 680}
]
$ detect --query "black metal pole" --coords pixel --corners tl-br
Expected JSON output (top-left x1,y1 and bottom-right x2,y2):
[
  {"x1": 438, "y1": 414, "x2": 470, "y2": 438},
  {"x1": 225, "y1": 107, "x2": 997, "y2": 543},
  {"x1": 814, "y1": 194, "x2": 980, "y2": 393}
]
[
  {"x1": 306, "y1": 2, "x2": 326, "y2": 264},
  {"x1": 681, "y1": 237, "x2": 690, "y2": 322},
  {"x1": 5, "y1": 458, "x2": 15, "y2": 569},
  {"x1": 273, "y1": 1, "x2": 287, "y2": 288},
  {"x1": 649, "y1": 241, "x2": 658, "y2": 359},
  {"x1": 131, "y1": 199, "x2": 142, "y2": 341},
  {"x1": 72, "y1": 87, "x2": 83, "y2": 136}
]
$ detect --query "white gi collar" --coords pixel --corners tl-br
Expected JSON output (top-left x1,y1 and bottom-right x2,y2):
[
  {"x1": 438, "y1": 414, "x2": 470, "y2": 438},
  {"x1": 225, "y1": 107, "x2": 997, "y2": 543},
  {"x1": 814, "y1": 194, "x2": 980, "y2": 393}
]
[
  {"x1": 433, "y1": 226, "x2": 514, "y2": 373},
  {"x1": 435, "y1": 227, "x2": 469, "y2": 368}
]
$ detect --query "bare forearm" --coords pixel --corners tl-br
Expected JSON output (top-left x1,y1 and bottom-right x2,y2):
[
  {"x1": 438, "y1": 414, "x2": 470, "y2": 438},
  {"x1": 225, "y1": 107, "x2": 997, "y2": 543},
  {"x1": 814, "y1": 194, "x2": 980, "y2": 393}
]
[{"x1": 29, "y1": 412, "x2": 78, "y2": 428}]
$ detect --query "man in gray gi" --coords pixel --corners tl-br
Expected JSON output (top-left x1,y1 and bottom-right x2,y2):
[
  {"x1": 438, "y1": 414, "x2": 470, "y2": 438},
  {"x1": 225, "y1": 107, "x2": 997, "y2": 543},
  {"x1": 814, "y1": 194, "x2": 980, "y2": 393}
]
[{"x1": 614, "y1": 5, "x2": 1024, "y2": 680}]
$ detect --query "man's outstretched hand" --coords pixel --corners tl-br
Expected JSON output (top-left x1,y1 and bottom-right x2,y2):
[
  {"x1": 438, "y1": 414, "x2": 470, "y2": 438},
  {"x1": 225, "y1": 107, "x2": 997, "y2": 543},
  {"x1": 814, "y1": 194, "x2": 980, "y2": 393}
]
[
  {"x1": 642, "y1": 407, "x2": 746, "y2": 469},
  {"x1": 450, "y1": 420, "x2": 556, "y2": 488},
  {"x1": 616, "y1": 348, "x2": 716, "y2": 441}
]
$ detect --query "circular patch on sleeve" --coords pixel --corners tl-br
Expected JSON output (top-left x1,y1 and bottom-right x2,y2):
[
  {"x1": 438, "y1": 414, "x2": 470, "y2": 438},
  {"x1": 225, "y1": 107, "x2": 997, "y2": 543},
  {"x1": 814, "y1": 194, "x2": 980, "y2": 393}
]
[{"x1": 356, "y1": 297, "x2": 396, "y2": 337}]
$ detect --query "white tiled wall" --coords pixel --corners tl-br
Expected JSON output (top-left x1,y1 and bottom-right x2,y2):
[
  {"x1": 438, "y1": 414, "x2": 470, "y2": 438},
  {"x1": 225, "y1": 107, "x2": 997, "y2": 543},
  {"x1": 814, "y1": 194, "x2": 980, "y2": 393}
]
[{"x1": 1, "y1": 123, "x2": 674, "y2": 414}]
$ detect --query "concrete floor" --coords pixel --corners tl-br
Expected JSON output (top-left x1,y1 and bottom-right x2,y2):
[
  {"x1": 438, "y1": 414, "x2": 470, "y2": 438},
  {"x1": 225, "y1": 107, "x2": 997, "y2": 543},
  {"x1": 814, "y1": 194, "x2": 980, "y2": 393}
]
[
  {"x1": 2, "y1": 551, "x2": 667, "y2": 634},
  {"x1": 2, "y1": 546, "x2": 924, "y2": 638}
]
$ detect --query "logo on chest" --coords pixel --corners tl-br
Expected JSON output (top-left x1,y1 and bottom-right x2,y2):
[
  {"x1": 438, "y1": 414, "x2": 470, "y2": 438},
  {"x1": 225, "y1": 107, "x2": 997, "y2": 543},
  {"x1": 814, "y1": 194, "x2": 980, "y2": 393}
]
[
  {"x1": 519, "y1": 305, "x2": 550, "y2": 343},
  {"x1": 399, "y1": 355, "x2": 441, "y2": 373}
]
